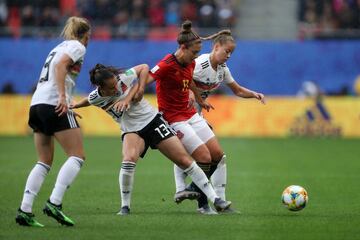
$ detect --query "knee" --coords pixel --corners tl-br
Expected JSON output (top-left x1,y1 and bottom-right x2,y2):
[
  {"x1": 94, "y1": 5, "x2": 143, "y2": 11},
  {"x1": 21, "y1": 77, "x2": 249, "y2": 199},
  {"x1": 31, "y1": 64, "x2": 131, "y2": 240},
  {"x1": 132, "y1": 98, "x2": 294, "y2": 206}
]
[
  {"x1": 212, "y1": 151, "x2": 224, "y2": 163},
  {"x1": 194, "y1": 151, "x2": 211, "y2": 164},
  {"x1": 122, "y1": 154, "x2": 138, "y2": 163}
]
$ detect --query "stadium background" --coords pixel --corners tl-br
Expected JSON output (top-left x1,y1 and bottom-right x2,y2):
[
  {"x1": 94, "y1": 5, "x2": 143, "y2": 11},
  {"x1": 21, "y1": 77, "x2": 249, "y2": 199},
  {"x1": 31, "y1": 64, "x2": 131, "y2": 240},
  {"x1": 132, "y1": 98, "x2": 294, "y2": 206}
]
[{"x1": 0, "y1": 0, "x2": 359, "y2": 137}]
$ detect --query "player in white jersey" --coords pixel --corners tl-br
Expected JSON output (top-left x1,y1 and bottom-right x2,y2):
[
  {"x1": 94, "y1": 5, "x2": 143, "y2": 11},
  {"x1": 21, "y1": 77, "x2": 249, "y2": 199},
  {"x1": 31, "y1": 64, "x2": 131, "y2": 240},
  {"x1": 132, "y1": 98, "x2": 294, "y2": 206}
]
[
  {"x1": 16, "y1": 17, "x2": 91, "y2": 227},
  {"x1": 173, "y1": 30, "x2": 265, "y2": 214},
  {"x1": 71, "y1": 63, "x2": 231, "y2": 215}
]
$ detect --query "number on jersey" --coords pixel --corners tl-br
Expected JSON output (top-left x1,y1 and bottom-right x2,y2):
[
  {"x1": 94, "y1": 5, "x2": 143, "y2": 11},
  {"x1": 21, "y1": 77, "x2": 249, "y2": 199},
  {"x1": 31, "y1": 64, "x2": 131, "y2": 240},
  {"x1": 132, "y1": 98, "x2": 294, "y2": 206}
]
[{"x1": 39, "y1": 52, "x2": 56, "y2": 83}]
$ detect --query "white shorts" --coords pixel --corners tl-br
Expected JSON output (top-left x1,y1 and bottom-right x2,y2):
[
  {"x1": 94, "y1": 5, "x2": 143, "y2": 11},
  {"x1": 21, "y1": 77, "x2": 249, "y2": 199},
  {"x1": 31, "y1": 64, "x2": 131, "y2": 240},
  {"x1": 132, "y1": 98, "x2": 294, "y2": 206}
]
[{"x1": 170, "y1": 113, "x2": 215, "y2": 154}]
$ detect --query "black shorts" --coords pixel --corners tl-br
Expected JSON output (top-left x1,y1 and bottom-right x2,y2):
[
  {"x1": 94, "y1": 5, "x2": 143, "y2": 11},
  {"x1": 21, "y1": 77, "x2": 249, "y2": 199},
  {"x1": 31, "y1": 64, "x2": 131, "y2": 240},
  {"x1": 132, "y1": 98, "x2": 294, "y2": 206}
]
[
  {"x1": 122, "y1": 114, "x2": 175, "y2": 158},
  {"x1": 28, "y1": 104, "x2": 80, "y2": 136}
]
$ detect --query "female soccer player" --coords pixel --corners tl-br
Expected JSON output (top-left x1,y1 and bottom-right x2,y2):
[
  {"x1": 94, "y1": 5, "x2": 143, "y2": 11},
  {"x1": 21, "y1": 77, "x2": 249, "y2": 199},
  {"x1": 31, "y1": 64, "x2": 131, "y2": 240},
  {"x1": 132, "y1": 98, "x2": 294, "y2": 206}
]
[
  {"x1": 15, "y1": 16, "x2": 91, "y2": 227},
  {"x1": 145, "y1": 20, "x2": 233, "y2": 215},
  {"x1": 71, "y1": 63, "x2": 231, "y2": 215},
  {"x1": 173, "y1": 30, "x2": 266, "y2": 213}
]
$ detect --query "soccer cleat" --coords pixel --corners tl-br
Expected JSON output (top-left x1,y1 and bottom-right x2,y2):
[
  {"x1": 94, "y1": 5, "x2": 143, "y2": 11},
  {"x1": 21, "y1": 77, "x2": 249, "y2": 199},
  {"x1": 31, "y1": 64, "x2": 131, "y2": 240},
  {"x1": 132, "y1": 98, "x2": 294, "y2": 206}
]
[
  {"x1": 43, "y1": 200, "x2": 74, "y2": 226},
  {"x1": 213, "y1": 198, "x2": 232, "y2": 212},
  {"x1": 217, "y1": 207, "x2": 239, "y2": 214},
  {"x1": 117, "y1": 206, "x2": 130, "y2": 216},
  {"x1": 197, "y1": 204, "x2": 218, "y2": 215},
  {"x1": 174, "y1": 190, "x2": 200, "y2": 204},
  {"x1": 15, "y1": 208, "x2": 44, "y2": 227}
]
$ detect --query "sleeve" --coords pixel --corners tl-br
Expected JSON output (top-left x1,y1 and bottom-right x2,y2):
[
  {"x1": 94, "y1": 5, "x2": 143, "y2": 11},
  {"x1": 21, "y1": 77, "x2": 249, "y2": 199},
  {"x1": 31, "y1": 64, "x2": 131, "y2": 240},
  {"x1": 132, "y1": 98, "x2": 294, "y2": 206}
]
[
  {"x1": 224, "y1": 65, "x2": 235, "y2": 84},
  {"x1": 65, "y1": 41, "x2": 86, "y2": 62},
  {"x1": 149, "y1": 61, "x2": 167, "y2": 80},
  {"x1": 87, "y1": 90, "x2": 99, "y2": 105},
  {"x1": 118, "y1": 68, "x2": 138, "y2": 88},
  {"x1": 193, "y1": 61, "x2": 202, "y2": 81}
]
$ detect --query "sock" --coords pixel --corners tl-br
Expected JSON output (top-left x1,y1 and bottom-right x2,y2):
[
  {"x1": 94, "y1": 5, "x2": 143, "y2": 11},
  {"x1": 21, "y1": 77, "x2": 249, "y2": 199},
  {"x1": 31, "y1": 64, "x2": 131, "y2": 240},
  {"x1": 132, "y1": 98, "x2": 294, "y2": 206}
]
[
  {"x1": 174, "y1": 164, "x2": 187, "y2": 193},
  {"x1": 20, "y1": 162, "x2": 50, "y2": 213},
  {"x1": 119, "y1": 161, "x2": 136, "y2": 208},
  {"x1": 49, "y1": 156, "x2": 84, "y2": 205},
  {"x1": 184, "y1": 162, "x2": 218, "y2": 203},
  {"x1": 193, "y1": 162, "x2": 212, "y2": 207},
  {"x1": 210, "y1": 155, "x2": 227, "y2": 200}
]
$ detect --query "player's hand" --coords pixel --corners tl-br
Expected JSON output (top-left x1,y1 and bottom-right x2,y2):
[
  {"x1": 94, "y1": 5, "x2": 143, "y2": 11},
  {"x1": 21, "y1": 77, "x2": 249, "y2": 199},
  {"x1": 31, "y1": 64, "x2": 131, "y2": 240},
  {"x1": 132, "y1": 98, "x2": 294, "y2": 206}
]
[
  {"x1": 55, "y1": 95, "x2": 68, "y2": 116},
  {"x1": 188, "y1": 90, "x2": 196, "y2": 109},
  {"x1": 254, "y1": 92, "x2": 266, "y2": 104},
  {"x1": 133, "y1": 87, "x2": 144, "y2": 102},
  {"x1": 200, "y1": 100, "x2": 214, "y2": 112},
  {"x1": 69, "y1": 103, "x2": 77, "y2": 109},
  {"x1": 113, "y1": 100, "x2": 130, "y2": 112}
]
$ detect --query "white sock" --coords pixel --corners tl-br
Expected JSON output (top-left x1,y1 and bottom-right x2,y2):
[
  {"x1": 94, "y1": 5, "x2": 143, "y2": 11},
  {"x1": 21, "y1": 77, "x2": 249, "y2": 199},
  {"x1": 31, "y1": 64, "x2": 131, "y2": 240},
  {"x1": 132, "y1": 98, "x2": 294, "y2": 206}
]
[
  {"x1": 184, "y1": 162, "x2": 218, "y2": 203},
  {"x1": 174, "y1": 164, "x2": 187, "y2": 193},
  {"x1": 211, "y1": 155, "x2": 227, "y2": 200},
  {"x1": 20, "y1": 162, "x2": 50, "y2": 213},
  {"x1": 49, "y1": 156, "x2": 84, "y2": 205},
  {"x1": 119, "y1": 161, "x2": 136, "y2": 208}
]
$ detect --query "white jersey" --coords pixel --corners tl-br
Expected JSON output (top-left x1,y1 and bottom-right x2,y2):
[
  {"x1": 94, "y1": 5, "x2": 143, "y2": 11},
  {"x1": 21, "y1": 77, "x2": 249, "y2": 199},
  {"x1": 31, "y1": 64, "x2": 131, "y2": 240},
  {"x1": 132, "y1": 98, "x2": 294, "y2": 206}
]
[
  {"x1": 193, "y1": 53, "x2": 235, "y2": 99},
  {"x1": 31, "y1": 40, "x2": 86, "y2": 106},
  {"x1": 88, "y1": 68, "x2": 157, "y2": 133}
]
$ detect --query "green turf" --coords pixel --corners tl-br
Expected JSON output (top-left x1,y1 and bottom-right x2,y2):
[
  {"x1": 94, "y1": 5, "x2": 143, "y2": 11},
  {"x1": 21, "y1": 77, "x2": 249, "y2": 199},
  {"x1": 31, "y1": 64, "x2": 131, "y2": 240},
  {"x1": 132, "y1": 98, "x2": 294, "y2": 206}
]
[{"x1": 0, "y1": 136, "x2": 359, "y2": 240}]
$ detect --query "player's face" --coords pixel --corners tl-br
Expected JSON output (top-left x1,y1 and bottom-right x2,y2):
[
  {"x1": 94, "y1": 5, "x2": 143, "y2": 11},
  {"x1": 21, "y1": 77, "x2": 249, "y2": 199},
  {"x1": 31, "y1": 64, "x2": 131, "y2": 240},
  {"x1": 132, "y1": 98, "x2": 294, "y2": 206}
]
[
  {"x1": 213, "y1": 41, "x2": 236, "y2": 64},
  {"x1": 100, "y1": 76, "x2": 118, "y2": 96},
  {"x1": 184, "y1": 40, "x2": 202, "y2": 64},
  {"x1": 81, "y1": 31, "x2": 91, "y2": 47}
]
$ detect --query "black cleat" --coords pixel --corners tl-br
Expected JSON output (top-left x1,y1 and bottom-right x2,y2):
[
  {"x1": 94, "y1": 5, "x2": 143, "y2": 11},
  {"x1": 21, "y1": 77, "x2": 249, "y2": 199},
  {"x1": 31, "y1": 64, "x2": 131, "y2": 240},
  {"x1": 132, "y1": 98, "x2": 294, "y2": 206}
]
[
  {"x1": 15, "y1": 208, "x2": 44, "y2": 227},
  {"x1": 43, "y1": 200, "x2": 74, "y2": 226}
]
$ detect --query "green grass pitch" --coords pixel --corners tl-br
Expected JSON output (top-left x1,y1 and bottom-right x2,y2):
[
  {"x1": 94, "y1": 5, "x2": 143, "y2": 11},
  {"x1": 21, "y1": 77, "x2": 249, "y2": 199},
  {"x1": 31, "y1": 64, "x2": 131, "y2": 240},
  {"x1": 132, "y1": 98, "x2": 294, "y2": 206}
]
[{"x1": 0, "y1": 136, "x2": 359, "y2": 240}]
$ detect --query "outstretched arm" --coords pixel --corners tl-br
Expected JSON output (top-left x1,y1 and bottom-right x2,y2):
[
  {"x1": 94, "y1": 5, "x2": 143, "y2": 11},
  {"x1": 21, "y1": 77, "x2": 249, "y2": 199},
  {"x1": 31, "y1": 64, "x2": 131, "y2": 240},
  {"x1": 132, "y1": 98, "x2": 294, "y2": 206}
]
[
  {"x1": 227, "y1": 81, "x2": 266, "y2": 104},
  {"x1": 70, "y1": 97, "x2": 91, "y2": 109}
]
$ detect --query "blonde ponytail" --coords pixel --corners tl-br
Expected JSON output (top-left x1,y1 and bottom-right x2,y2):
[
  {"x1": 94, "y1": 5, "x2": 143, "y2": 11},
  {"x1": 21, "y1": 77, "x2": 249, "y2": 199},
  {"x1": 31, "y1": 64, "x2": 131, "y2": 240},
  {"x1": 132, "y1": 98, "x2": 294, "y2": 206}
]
[{"x1": 60, "y1": 16, "x2": 91, "y2": 41}]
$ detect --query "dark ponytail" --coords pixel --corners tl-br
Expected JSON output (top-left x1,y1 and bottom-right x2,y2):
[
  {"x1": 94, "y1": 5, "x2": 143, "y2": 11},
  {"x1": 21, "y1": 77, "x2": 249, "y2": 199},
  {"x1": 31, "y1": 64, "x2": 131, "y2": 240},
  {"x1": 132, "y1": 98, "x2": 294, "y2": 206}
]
[
  {"x1": 177, "y1": 20, "x2": 200, "y2": 47},
  {"x1": 89, "y1": 64, "x2": 121, "y2": 87}
]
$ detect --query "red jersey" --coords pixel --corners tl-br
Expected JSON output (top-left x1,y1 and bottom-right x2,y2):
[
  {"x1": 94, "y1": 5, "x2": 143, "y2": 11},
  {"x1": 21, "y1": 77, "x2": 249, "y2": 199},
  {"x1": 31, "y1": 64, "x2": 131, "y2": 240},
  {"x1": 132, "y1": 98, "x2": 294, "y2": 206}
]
[{"x1": 150, "y1": 54, "x2": 196, "y2": 124}]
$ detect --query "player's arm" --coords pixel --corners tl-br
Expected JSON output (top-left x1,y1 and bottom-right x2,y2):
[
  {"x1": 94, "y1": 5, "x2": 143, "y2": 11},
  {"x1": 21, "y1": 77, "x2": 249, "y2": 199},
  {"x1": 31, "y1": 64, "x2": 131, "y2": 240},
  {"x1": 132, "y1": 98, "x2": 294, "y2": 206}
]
[
  {"x1": 132, "y1": 64, "x2": 149, "y2": 102},
  {"x1": 70, "y1": 97, "x2": 90, "y2": 109},
  {"x1": 110, "y1": 82, "x2": 140, "y2": 112},
  {"x1": 189, "y1": 81, "x2": 214, "y2": 112},
  {"x1": 227, "y1": 81, "x2": 266, "y2": 104},
  {"x1": 54, "y1": 53, "x2": 73, "y2": 116}
]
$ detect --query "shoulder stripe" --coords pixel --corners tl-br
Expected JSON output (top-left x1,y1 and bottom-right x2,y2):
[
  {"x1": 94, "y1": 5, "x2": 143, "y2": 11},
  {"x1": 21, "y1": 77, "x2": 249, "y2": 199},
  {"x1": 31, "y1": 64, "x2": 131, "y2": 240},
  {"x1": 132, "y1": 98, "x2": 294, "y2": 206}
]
[
  {"x1": 201, "y1": 61, "x2": 209, "y2": 69},
  {"x1": 89, "y1": 92, "x2": 98, "y2": 101},
  {"x1": 164, "y1": 56, "x2": 176, "y2": 64}
]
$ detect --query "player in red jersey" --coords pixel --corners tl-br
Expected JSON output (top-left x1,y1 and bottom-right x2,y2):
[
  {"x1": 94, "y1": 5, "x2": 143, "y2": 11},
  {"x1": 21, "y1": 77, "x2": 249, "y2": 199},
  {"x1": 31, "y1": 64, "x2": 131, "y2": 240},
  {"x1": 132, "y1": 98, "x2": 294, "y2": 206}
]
[{"x1": 142, "y1": 20, "x2": 232, "y2": 214}]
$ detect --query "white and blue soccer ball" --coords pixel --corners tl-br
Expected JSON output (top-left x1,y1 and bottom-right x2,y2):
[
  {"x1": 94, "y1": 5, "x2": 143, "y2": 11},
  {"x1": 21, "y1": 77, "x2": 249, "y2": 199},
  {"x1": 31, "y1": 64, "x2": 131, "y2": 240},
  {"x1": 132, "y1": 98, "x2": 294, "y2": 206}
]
[{"x1": 282, "y1": 185, "x2": 308, "y2": 211}]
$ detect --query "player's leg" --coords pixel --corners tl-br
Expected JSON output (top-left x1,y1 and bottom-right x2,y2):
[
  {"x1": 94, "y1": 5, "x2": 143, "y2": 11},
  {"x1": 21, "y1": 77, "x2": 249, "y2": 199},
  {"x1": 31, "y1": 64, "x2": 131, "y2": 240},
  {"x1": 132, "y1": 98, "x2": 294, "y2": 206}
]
[
  {"x1": 16, "y1": 132, "x2": 54, "y2": 227},
  {"x1": 157, "y1": 136, "x2": 231, "y2": 212},
  {"x1": 186, "y1": 114, "x2": 218, "y2": 210},
  {"x1": 43, "y1": 126, "x2": 84, "y2": 226},
  {"x1": 171, "y1": 120, "x2": 212, "y2": 195},
  {"x1": 205, "y1": 137, "x2": 226, "y2": 199},
  {"x1": 118, "y1": 133, "x2": 145, "y2": 215}
]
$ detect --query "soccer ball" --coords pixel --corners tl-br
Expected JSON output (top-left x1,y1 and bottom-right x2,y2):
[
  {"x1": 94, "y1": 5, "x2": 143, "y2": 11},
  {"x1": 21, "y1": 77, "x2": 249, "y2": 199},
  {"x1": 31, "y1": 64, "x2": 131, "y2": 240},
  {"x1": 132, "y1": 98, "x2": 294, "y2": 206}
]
[{"x1": 281, "y1": 185, "x2": 308, "y2": 211}]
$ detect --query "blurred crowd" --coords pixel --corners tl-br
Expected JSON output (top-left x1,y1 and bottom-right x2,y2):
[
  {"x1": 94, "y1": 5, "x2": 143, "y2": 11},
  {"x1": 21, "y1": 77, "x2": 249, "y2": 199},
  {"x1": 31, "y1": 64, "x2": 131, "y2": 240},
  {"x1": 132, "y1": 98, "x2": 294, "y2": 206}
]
[
  {"x1": 298, "y1": 0, "x2": 360, "y2": 39},
  {"x1": 0, "y1": 0, "x2": 237, "y2": 39}
]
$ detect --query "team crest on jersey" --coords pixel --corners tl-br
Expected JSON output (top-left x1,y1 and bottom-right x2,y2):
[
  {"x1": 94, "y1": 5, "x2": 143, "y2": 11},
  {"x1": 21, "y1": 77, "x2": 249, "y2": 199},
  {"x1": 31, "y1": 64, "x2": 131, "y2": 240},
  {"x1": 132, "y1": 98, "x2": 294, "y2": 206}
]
[
  {"x1": 176, "y1": 130, "x2": 184, "y2": 139},
  {"x1": 120, "y1": 81, "x2": 128, "y2": 92}
]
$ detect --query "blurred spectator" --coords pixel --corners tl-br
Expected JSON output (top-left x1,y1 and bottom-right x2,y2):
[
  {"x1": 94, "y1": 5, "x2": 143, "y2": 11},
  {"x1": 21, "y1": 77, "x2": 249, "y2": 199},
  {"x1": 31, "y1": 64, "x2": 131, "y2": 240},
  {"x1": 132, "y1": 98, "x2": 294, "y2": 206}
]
[
  {"x1": 298, "y1": 0, "x2": 360, "y2": 39},
  {"x1": 1, "y1": 82, "x2": 16, "y2": 94},
  {"x1": 1, "y1": 0, "x2": 237, "y2": 39}
]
